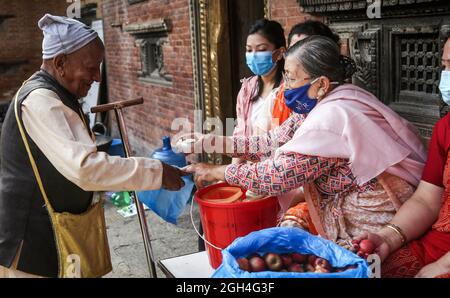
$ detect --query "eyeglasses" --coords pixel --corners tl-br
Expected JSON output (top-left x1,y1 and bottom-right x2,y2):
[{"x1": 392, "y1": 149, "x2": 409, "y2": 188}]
[{"x1": 282, "y1": 71, "x2": 311, "y2": 90}]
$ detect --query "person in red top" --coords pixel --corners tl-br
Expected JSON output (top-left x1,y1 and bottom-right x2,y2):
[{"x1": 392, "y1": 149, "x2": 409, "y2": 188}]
[{"x1": 356, "y1": 33, "x2": 450, "y2": 278}]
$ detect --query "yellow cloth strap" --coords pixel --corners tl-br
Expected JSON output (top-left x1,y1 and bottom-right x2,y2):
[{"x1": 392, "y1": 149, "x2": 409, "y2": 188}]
[
  {"x1": 14, "y1": 82, "x2": 56, "y2": 214},
  {"x1": 78, "y1": 107, "x2": 95, "y2": 141},
  {"x1": 13, "y1": 82, "x2": 91, "y2": 214}
]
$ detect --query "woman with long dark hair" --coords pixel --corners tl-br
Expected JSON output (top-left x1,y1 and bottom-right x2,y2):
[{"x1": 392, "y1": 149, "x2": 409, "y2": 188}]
[{"x1": 233, "y1": 19, "x2": 286, "y2": 151}]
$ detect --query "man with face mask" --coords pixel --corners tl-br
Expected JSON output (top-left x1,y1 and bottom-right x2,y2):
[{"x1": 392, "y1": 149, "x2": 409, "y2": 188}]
[
  {"x1": 0, "y1": 14, "x2": 186, "y2": 278},
  {"x1": 354, "y1": 32, "x2": 450, "y2": 278}
]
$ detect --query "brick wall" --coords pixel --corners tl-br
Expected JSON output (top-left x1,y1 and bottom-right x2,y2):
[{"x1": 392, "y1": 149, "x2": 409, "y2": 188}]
[
  {"x1": 0, "y1": 0, "x2": 67, "y2": 102},
  {"x1": 268, "y1": 1, "x2": 348, "y2": 56},
  {"x1": 267, "y1": 0, "x2": 320, "y2": 38},
  {"x1": 100, "y1": 0, "x2": 329, "y2": 157},
  {"x1": 102, "y1": 0, "x2": 195, "y2": 156}
]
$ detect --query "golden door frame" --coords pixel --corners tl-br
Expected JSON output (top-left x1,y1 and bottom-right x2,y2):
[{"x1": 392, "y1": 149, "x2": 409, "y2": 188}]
[{"x1": 189, "y1": 0, "x2": 269, "y2": 163}]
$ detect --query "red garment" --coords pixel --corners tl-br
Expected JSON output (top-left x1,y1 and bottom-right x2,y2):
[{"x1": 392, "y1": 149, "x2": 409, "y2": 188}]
[
  {"x1": 382, "y1": 230, "x2": 450, "y2": 278},
  {"x1": 433, "y1": 149, "x2": 450, "y2": 232},
  {"x1": 422, "y1": 113, "x2": 450, "y2": 187},
  {"x1": 381, "y1": 129, "x2": 450, "y2": 278}
]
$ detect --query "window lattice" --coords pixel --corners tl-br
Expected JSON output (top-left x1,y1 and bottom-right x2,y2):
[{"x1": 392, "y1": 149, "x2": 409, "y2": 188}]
[
  {"x1": 400, "y1": 35, "x2": 441, "y2": 94},
  {"x1": 136, "y1": 37, "x2": 171, "y2": 84}
]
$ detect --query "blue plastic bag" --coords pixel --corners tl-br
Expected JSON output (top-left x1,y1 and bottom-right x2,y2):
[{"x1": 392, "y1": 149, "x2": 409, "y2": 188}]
[
  {"x1": 213, "y1": 227, "x2": 369, "y2": 278},
  {"x1": 137, "y1": 176, "x2": 195, "y2": 225}
]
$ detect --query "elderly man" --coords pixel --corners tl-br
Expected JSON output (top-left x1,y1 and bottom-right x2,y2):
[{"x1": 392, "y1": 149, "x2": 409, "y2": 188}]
[{"x1": 0, "y1": 14, "x2": 186, "y2": 278}]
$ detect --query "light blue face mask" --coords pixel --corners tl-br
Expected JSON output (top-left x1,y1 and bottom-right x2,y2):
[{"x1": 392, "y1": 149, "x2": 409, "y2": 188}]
[
  {"x1": 246, "y1": 51, "x2": 275, "y2": 76},
  {"x1": 440, "y1": 70, "x2": 450, "y2": 105}
]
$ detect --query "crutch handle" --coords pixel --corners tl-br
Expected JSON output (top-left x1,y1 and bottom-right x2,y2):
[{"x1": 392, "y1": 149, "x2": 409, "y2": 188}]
[{"x1": 90, "y1": 97, "x2": 144, "y2": 113}]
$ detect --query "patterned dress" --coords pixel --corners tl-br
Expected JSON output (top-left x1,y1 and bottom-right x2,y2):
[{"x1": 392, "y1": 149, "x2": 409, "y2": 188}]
[{"x1": 225, "y1": 113, "x2": 415, "y2": 245}]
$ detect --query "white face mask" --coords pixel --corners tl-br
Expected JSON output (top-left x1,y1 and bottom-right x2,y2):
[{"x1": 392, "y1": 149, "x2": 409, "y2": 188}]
[{"x1": 439, "y1": 70, "x2": 450, "y2": 105}]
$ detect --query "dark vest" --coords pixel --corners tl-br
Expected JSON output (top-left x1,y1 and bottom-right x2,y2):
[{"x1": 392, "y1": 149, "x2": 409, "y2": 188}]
[{"x1": 0, "y1": 70, "x2": 94, "y2": 277}]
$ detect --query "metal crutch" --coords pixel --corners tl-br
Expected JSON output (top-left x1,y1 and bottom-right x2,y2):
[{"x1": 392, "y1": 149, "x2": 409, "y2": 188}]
[{"x1": 91, "y1": 98, "x2": 157, "y2": 278}]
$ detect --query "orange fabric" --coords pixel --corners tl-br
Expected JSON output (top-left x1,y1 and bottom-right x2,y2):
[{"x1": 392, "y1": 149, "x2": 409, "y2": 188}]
[
  {"x1": 271, "y1": 84, "x2": 291, "y2": 127},
  {"x1": 283, "y1": 202, "x2": 318, "y2": 235}
]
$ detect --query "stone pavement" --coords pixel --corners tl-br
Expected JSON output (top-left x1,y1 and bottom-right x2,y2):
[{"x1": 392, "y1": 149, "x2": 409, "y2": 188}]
[{"x1": 103, "y1": 197, "x2": 202, "y2": 278}]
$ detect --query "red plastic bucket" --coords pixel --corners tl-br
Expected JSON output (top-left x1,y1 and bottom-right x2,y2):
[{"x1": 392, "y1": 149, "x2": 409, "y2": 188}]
[{"x1": 195, "y1": 182, "x2": 280, "y2": 269}]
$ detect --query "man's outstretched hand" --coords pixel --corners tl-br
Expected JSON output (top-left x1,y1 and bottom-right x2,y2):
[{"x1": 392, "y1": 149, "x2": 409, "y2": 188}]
[{"x1": 161, "y1": 162, "x2": 190, "y2": 191}]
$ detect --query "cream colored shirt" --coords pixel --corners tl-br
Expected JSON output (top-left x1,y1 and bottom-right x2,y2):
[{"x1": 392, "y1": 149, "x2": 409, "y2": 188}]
[
  {"x1": 21, "y1": 88, "x2": 163, "y2": 192},
  {"x1": 252, "y1": 87, "x2": 278, "y2": 136}
]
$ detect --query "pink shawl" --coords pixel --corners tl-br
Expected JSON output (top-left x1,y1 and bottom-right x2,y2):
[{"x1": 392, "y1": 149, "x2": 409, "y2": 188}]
[
  {"x1": 233, "y1": 76, "x2": 259, "y2": 137},
  {"x1": 276, "y1": 84, "x2": 427, "y2": 186}
]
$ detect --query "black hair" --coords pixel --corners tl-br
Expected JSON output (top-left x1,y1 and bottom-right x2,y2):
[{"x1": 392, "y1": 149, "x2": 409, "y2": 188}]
[
  {"x1": 288, "y1": 20, "x2": 340, "y2": 47},
  {"x1": 248, "y1": 18, "x2": 286, "y2": 102},
  {"x1": 287, "y1": 22, "x2": 356, "y2": 81},
  {"x1": 286, "y1": 35, "x2": 357, "y2": 84}
]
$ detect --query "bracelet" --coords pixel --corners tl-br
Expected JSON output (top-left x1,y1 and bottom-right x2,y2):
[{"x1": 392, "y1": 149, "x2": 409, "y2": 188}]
[{"x1": 385, "y1": 223, "x2": 407, "y2": 245}]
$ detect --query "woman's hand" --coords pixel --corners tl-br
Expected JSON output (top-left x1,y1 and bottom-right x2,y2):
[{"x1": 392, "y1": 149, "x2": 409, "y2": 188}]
[
  {"x1": 184, "y1": 163, "x2": 228, "y2": 188},
  {"x1": 173, "y1": 132, "x2": 205, "y2": 154},
  {"x1": 416, "y1": 252, "x2": 450, "y2": 278},
  {"x1": 174, "y1": 133, "x2": 231, "y2": 155},
  {"x1": 353, "y1": 231, "x2": 392, "y2": 262},
  {"x1": 416, "y1": 261, "x2": 450, "y2": 278}
]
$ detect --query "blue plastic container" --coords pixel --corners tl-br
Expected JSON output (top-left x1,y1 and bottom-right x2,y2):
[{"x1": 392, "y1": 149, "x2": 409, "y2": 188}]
[
  {"x1": 151, "y1": 136, "x2": 186, "y2": 167},
  {"x1": 108, "y1": 139, "x2": 125, "y2": 157}
]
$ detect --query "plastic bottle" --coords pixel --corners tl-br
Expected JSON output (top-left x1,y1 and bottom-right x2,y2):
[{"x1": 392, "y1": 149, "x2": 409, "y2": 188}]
[
  {"x1": 110, "y1": 191, "x2": 132, "y2": 208},
  {"x1": 151, "y1": 136, "x2": 187, "y2": 168}
]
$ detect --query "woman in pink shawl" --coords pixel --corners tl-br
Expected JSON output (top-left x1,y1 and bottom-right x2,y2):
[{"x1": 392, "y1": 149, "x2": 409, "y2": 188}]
[
  {"x1": 231, "y1": 19, "x2": 286, "y2": 166},
  {"x1": 233, "y1": 19, "x2": 286, "y2": 139},
  {"x1": 184, "y1": 36, "x2": 427, "y2": 247}
]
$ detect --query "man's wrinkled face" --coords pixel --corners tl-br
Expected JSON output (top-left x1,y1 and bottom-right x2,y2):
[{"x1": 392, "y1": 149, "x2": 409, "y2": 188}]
[{"x1": 55, "y1": 38, "x2": 104, "y2": 98}]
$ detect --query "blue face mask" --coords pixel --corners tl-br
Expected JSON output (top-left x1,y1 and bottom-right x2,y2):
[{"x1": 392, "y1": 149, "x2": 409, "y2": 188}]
[
  {"x1": 284, "y1": 78, "x2": 320, "y2": 114},
  {"x1": 246, "y1": 51, "x2": 275, "y2": 76},
  {"x1": 439, "y1": 70, "x2": 450, "y2": 105}
]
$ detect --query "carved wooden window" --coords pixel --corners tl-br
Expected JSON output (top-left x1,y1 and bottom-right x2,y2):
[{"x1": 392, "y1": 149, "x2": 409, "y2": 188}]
[
  {"x1": 124, "y1": 19, "x2": 172, "y2": 86},
  {"x1": 135, "y1": 37, "x2": 172, "y2": 84},
  {"x1": 388, "y1": 29, "x2": 443, "y2": 138},
  {"x1": 322, "y1": 0, "x2": 449, "y2": 139},
  {"x1": 396, "y1": 34, "x2": 441, "y2": 102}
]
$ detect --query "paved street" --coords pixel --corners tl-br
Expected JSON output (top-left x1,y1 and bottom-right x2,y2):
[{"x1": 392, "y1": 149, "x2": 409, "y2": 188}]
[{"x1": 103, "y1": 197, "x2": 202, "y2": 278}]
